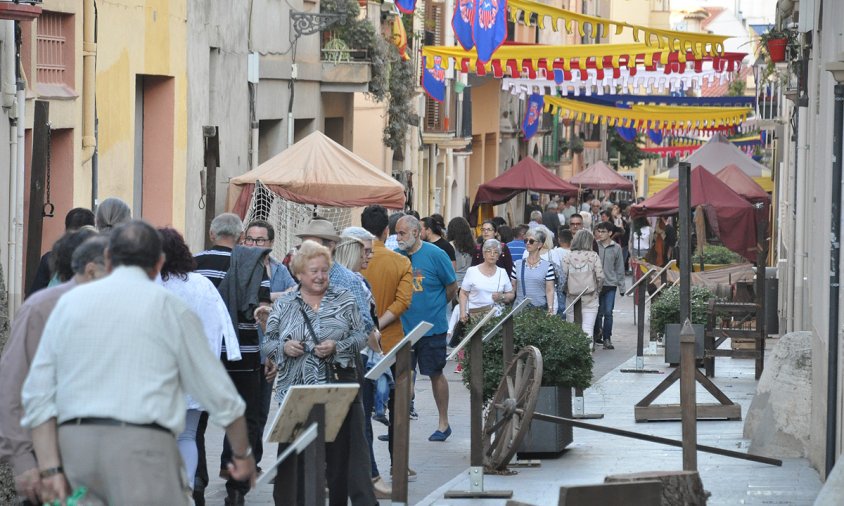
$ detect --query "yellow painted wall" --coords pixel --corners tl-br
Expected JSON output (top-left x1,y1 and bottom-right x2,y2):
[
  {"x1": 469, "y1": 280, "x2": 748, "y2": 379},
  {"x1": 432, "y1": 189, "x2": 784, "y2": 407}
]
[
  {"x1": 96, "y1": 0, "x2": 187, "y2": 229},
  {"x1": 468, "y1": 80, "x2": 500, "y2": 199},
  {"x1": 608, "y1": 0, "x2": 652, "y2": 44}
]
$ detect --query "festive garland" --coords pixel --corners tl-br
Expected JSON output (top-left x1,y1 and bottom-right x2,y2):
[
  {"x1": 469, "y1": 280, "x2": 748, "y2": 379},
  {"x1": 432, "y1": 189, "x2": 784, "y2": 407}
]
[
  {"x1": 543, "y1": 96, "x2": 752, "y2": 130},
  {"x1": 508, "y1": 0, "x2": 729, "y2": 60},
  {"x1": 422, "y1": 44, "x2": 744, "y2": 79}
]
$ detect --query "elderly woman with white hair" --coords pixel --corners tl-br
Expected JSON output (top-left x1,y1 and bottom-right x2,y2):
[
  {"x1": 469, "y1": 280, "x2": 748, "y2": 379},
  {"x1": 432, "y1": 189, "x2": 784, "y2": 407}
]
[{"x1": 458, "y1": 239, "x2": 515, "y2": 325}]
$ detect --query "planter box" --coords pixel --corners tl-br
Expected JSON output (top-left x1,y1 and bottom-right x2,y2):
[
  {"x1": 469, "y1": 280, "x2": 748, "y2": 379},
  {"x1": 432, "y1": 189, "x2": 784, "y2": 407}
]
[
  {"x1": 518, "y1": 385, "x2": 572, "y2": 455},
  {"x1": 664, "y1": 323, "x2": 705, "y2": 364}
]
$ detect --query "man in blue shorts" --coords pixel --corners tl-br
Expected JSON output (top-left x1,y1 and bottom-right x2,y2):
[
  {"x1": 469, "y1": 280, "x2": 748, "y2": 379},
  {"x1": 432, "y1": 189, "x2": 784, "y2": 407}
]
[{"x1": 395, "y1": 215, "x2": 457, "y2": 442}]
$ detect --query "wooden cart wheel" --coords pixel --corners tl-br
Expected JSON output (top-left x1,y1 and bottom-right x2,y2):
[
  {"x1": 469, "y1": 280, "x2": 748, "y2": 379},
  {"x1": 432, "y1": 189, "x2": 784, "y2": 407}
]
[{"x1": 482, "y1": 345, "x2": 543, "y2": 471}]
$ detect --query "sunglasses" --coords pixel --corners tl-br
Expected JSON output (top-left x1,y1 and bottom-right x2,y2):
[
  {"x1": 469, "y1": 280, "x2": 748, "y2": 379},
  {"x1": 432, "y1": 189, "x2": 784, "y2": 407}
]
[{"x1": 526, "y1": 239, "x2": 539, "y2": 245}]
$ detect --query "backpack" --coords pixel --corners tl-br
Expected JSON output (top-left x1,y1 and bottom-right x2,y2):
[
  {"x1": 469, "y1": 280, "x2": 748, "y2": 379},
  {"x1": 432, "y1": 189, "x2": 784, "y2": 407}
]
[{"x1": 566, "y1": 255, "x2": 596, "y2": 296}]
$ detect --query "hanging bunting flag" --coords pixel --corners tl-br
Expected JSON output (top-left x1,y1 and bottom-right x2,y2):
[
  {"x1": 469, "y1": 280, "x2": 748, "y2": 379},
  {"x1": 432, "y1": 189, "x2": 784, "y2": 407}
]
[
  {"x1": 522, "y1": 94, "x2": 544, "y2": 140},
  {"x1": 616, "y1": 126, "x2": 637, "y2": 142},
  {"x1": 396, "y1": 0, "x2": 415, "y2": 14},
  {"x1": 390, "y1": 16, "x2": 411, "y2": 61},
  {"x1": 473, "y1": 0, "x2": 507, "y2": 63},
  {"x1": 647, "y1": 129, "x2": 664, "y2": 145},
  {"x1": 422, "y1": 56, "x2": 446, "y2": 102},
  {"x1": 453, "y1": 0, "x2": 475, "y2": 50}
]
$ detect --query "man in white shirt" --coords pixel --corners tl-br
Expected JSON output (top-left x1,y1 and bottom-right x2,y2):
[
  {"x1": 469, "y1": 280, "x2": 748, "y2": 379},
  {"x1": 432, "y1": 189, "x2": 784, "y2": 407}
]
[{"x1": 22, "y1": 220, "x2": 255, "y2": 505}]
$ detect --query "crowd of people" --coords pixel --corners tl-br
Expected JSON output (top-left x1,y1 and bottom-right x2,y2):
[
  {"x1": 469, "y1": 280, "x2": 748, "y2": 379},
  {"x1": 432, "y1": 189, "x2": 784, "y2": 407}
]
[{"x1": 0, "y1": 191, "x2": 674, "y2": 505}]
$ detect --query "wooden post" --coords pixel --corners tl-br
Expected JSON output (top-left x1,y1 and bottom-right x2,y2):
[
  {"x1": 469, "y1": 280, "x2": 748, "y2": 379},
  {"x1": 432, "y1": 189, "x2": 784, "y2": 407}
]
[
  {"x1": 202, "y1": 126, "x2": 219, "y2": 250},
  {"x1": 470, "y1": 331, "x2": 484, "y2": 473},
  {"x1": 392, "y1": 343, "x2": 412, "y2": 504},
  {"x1": 502, "y1": 318, "x2": 514, "y2": 369},
  {"x1": 302, "y1": 404, "x2": 326, "y2": 506},
  {"x1": 24, "y1": 101, "x2": 50, "y2": 292},
  {"x1": 636, "y1": 281, "x2": 646, "y2": 369},
  {"x1": 679, "y1": 320, "x2": 697, "y2": 471},
  {"x1": 678, "y1": 162, "x2": 692, "y2": 323}
]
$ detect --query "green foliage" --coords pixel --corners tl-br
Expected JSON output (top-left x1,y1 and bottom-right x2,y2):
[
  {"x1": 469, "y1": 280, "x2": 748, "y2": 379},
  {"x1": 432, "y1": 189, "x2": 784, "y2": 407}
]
[
  {"x1": 321, "y1": 0, "x2": 390, "y2": 101},
  {"x1": 691, "y1": 245, "x2": 743, "y2": 265},
  {"x1": 569, "y1": 136, "x2": 584, "y2": 154},
  {"x1": 727, "y1": 79, "x2": 746, "y2": 96},
  {"x1": 383, "y1": 45, "x2": 416, "y2": 151},
  {"x1": 459, "y1": 308, "x2": 594, "y2": 402},
  {"x1": 607, "y1": 128, "x2": 658, "y2": 169},
  {"x1": 649, "y1": 285, "x2": 718, "y2": 337}
]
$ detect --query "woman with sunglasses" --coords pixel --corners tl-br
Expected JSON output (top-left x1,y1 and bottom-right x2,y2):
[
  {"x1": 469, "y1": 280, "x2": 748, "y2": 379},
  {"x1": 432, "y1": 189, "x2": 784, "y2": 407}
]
[
  {"x1": 510, "y1": 227, "x2": 556, "y2": 315},
  {"x1": 471, "y1": 219, "x2": 514, "y2": 277}
]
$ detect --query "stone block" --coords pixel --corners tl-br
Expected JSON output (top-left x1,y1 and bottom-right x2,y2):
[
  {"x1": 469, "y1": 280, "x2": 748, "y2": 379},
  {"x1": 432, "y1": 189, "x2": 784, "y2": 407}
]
[{"x1": 743, "y1": 331, "x2": 812, "y2": 458}]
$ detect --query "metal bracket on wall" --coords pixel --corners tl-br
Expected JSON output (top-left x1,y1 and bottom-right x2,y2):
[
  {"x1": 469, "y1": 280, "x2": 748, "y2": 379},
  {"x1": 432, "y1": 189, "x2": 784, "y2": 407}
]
[{"x1": 289, "y1": 10, "x2": 346, "y2": 41}]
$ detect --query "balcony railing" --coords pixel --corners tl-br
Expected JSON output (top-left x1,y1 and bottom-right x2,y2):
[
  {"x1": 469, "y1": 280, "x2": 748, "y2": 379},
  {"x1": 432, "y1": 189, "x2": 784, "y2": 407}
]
[{"x1": 321, "y1": 35, "x2": 369, "y2": 63}]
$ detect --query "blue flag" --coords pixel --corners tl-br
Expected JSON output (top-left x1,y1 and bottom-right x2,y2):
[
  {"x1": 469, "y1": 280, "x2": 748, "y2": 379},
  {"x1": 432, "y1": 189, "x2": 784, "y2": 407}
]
[
  {"x1": 615, "y1": 126, "x2": 637, "y2": 143},
  {"x1": 522, "y1": 94, "x2": 544, "y2": 140},
  {"x1": 396, "y1": 0, "x2": 415, "y2": 14},
  {"x1": 473, "y1": 0, "x2": 507, "y2": 63},
  {"x1": 647, "y1": 129, "x2": 664, "y2": 145},
  {"x1": 452, "y1": 0, "x2": 475, "y2": 50},
  {"x1": 422, "y1": 56, "x2": 446, "y2": 103}
]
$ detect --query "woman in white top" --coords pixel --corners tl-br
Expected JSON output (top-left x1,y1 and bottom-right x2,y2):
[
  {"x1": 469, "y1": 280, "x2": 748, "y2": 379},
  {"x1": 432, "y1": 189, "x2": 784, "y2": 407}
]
[
  {"x1": 156, "y1": 227, "x2": 240, "y2": 492},
  {"x1": 630, "y1": 216, "x2": 652, "y2": 260},
  {"x1": 456, "y1": 239, "x2": 515, "y2": 328}
]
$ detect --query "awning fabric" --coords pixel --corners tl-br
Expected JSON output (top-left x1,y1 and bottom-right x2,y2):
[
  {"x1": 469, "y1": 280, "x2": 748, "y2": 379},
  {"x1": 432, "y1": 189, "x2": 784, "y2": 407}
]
[
  {"x1": 715, "y1": 164, "x2": 770, "y2": 204},
  {"x1": 226, "y1": 131, "x2": 406, "y2": 216},
  {"x1": 567, "y1": 160, "x2": 635, "y2": 191},
  {"x1": 631, "y1": 165, "x2": 758, "y2": 261}
]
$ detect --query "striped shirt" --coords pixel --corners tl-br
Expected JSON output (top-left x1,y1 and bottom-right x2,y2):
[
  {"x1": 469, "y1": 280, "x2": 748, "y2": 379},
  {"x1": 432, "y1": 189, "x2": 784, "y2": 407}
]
[
  {"x1": 195, "y1": 245, "x2": 271, "y2": 371},
  {"x1": 510, "y1": 258, "x2": 555, "y2": 308}
]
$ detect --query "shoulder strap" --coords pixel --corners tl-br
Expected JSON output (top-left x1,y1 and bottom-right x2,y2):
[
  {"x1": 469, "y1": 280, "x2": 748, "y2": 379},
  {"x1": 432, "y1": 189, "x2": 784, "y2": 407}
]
[
  {"x1": 298, "y1": 300, "x2": 319, "y2": 343},
  {"x1": 520, "y1": 260, "x2": 526, "y2": 297}
]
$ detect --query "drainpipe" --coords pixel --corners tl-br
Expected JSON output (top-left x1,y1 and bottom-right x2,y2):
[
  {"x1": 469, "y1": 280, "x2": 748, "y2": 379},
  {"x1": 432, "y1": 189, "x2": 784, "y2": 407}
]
[
  {"x1": 81, "y1": 0, "x2": 96, "y2": 164},
  {"x1": 794, "y1": 102, "x2": 807, "y2": 331},
  {"x1": 826, "y1": 83, "x2": 844, "y2": 478},
  {"x1": 10, "y1": 20, "x2": 25, "y2": 312},
  {"x1": 3, "y1": 21, "x2": 16, "y2": 309}
]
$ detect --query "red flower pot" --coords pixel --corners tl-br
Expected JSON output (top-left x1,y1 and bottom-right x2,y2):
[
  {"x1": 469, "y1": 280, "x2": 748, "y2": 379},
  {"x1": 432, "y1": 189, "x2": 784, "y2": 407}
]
[{"x1": 766, "y1": 38, "x2": 787, "y2": 63}]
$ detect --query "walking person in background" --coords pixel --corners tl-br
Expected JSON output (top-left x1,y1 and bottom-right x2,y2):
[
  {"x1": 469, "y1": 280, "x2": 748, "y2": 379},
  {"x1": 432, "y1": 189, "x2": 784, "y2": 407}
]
[
  {"x1": 593, "y1": 222, "x2": 625, "y2": 350},
  {"x1": 94, "y1": 197, "x2": 131, "y2": 234},
  {"x1": 0, "y1": 230, "x2": 106, "y2": 506},
  {"x1": 447, "y1": 217, "x2": 476, "y2": 289},
  {"x1": 562, "y1": 229, "x2": 604, "y2": 350},
  {"x1": 506, "y1": 225, "x2": 528, "y2": 261},
  {"x1": 549, "y1": 228, "x2": 573, "y2": 319},
  {"x1": 156, "y1": 228, "x2": 242, "y2": 494},
  {"x1": 27, "y1": 208, "x2": 96, "y2": 298},
  {"x1": 630, "y1": 216, "x2": 652, "y2": 261},
  {"x1": 422, "y1": 216, "x2": 456, "y2": 271},
  {"x1": 471, "y1": 220, "x2": 514, "y2": 276},
  {"x1": 511, "y1": 227, "x2": 556, "y2": 314}
]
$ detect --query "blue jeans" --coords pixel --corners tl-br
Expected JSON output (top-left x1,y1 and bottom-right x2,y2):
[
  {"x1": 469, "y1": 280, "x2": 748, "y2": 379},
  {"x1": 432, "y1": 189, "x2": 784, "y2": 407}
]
[
  {"x1": 594, "y1": 287, "x2": 617, "y2": 341},
  {"x1": 556, "y1": 289, "x2": 567, "y2": 320}
]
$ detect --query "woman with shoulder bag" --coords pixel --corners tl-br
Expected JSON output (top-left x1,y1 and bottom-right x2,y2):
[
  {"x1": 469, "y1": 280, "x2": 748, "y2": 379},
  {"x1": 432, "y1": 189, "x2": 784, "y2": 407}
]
[
  {"x1": 457, "y1": 239, "x2": 515, "y2": 332},
  {"x1": 510, "y1": 227, "x2": 556, "y2": 315},
  {"x1": 258, "y1": 240, "x2": 374, "y2": 506},
  {"x1": 562, "y1": 229, "x2": 604, "y2": 349}
]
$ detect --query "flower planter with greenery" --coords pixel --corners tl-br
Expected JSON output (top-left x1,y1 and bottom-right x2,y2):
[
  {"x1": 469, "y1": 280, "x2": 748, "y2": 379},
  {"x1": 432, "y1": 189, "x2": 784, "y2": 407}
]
[
  {"x1": 759, "y1": 28, "x2": 798, "y2": 64},
  {"x1": 649, "y1": 285, "x2": 717, "y2": 339},
  {"x1": 691, "y1": 244, "x2": 744, "y2": 271},
  {"x1": 459, "y1": 307, "x2": 593, "y2": 453}
]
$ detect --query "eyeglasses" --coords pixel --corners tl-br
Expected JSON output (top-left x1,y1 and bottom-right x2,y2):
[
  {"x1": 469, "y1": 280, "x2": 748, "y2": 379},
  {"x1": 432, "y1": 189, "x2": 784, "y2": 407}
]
[
  {"x1": 481, "y1": 227, "x2": 495, "y2": 232},
  {"x1": 244, "y1": 237, "x2": 269, "y2": 246},
  {"x1": 364, "y1": 248, "x2": 373, "y2": 256},
  {"x1": 526, "y1": 239, "x2": 538, "y2": 245}
]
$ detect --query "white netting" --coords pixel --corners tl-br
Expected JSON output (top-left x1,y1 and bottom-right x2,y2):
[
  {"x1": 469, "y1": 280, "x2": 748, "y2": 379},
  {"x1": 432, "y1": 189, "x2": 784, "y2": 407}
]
[{"x1": 243, "y1": 180, "x2": 352, "y2": 259}]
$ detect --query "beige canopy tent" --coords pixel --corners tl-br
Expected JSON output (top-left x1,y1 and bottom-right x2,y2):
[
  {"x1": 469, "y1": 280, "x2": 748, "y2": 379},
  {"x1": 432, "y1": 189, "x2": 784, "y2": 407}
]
[{"x1": 226, "y1": 130, "x2": 406, "y2": 215}]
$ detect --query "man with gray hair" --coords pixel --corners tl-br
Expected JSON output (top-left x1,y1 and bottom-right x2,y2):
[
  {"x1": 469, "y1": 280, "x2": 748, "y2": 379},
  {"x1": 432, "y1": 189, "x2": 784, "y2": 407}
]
[
  {"x1": 0, "y1": 230, "x2": 106, "y2": 505},
  {"x1": 395, "y1": 215, "x2": 457, "y2": 442},
  {"x1": 22, "y1": 221, "x2": 254, "y2": 505},
  {"x1": 194, "y1": 212, "x2": 272, "y2": 506}
]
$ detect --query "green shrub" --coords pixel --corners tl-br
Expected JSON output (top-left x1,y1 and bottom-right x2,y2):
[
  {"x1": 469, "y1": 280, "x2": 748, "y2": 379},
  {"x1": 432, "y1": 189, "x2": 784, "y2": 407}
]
[
  {"x1": 691, "y1": 245, "x2": 743, "y2": 265},
  {"x1": 649, "y1": 285, "x2": 718, "y2": 337},
  {"x1": 459, "y1": 307, "x2": 593, "y2": 402}
]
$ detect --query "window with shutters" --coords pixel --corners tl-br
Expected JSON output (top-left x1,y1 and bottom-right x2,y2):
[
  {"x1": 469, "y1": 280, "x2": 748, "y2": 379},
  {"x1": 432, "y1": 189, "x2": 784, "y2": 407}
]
[
  {"x1": 424, "y1": 0, "x2": 448, "y2": 133},
  {"x1": 36, "y1": 11, "x2": 76, "y2": 97}
]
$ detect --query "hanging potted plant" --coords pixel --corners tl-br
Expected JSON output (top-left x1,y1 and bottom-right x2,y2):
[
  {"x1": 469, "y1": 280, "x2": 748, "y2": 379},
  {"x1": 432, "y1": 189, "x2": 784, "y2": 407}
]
[
  {"x1": 569, "y1": 136, "x2": 584, "y2": 155},
  {"x1": 760, "y1": 28, "x2": 795, "y2": 64}
]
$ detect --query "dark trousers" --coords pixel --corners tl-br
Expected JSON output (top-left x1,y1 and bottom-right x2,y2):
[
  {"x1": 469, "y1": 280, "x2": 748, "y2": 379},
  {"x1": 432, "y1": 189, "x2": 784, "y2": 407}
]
[
  {"x1": 223, "y1": 369, "x2": 263, "y2": 496},
  {"x1": 594, "y1": 286, "x2": 617, "y2": 341},
  {"x1": 361, "y1": 378, "x2": 380, "y2": 478},
  {"x1": 255, "y1": 369, "x2": 273, "y2": 464},
  {"x1": 193, "y1": 411, "x2": 209, "y2": 503}
]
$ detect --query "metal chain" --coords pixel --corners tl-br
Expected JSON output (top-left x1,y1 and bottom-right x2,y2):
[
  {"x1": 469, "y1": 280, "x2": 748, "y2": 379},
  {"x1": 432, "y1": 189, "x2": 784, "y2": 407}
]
[{"x1": 43, "y1": 122, "x2": 54, "y2": 217}]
